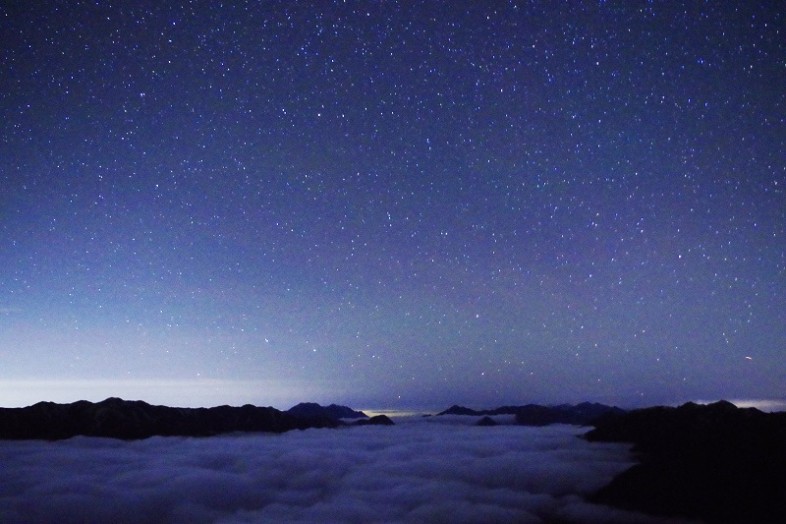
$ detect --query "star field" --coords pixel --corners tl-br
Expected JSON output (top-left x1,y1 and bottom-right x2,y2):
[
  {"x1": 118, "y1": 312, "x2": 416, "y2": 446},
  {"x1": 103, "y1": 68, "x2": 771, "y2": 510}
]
[{"x1": 1, "y1": 1, "x2": 784, "y2": 409}]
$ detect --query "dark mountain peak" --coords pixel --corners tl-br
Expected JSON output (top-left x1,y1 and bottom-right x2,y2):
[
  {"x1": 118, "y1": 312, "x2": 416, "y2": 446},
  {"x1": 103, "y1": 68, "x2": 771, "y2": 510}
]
[
  {"x1": 353, "y1": 414, "x2": 394, "y2": 426},
  {"x1": 101, "y1": 397, "x2": 126, "y2": 403},
  {"x1": 705, "y1": 399, "x2": 738, "y2": 410},
  {"x1": 97, "y1": 397, "x2": 152, "y2": 409},
  {"x1": 289, "y1": 402, "x2": 320, "y2": 410},
  {"x1": 30, "y1": 400, "x2": 58, "y2": 408},
  {"x1": 287, "y1": 402, "x2": 367, "y2": 420},
  {"x1": 326, "y1": 403, "x2": 368, "y2": 418},
  {"x1": 678, "y1": 401, "x2": 700, "y2": 410},
  {"x1": 438, "y1": 405, "x2": 480, "y2": 416},
  {"x1": 574, "y1": 401, "x2": 617, "y2": 410}
]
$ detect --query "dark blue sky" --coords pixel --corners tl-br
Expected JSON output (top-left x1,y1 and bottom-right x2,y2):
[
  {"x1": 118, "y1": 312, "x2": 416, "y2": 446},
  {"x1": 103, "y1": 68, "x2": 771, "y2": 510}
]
[{"x1": 1, "y1": 1, "x2": 784, "y2": 409}]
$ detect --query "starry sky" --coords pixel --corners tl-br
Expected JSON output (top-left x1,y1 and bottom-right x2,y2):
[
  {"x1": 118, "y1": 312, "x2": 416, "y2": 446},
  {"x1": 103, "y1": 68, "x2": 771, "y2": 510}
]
[{"x1": 1, "y1": 1, "x2": 784, "y2": 410}]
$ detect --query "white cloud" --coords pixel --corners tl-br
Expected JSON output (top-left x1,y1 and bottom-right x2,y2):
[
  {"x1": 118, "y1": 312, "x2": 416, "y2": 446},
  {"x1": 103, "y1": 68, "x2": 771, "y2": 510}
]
[{"x1": 0, "y1": 418, "x2": 692, "y2": 523}]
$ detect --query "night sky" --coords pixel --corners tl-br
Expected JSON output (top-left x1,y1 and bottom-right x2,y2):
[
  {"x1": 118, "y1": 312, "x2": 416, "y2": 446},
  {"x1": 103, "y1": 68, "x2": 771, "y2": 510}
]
[{"x1": 1, "y1": 1, "x2": 784, "y2": 410}]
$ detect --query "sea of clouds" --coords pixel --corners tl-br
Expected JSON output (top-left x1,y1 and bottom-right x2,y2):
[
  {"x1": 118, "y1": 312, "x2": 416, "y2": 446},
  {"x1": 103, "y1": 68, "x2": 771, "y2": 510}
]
[{"x1": 0, "y1": 416, "x2": 690, "y2": 523}]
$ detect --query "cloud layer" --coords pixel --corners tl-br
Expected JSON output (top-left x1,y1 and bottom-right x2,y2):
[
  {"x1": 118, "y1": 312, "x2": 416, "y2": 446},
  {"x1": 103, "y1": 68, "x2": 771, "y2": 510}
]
[{"x1": 0, "y1": 417, "x2": 688, "y2": 523}]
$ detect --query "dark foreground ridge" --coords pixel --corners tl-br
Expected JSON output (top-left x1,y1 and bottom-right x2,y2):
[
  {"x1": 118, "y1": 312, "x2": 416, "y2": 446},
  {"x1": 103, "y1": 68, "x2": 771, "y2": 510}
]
[
  {"x1": 0, "y1": 398, "x2": 379, "y2": 440},
  {"x1": 438, "y1": 402, "x2": 625, "y2": 426},
  {"x1": 585, "y1": 400, "x2": 786, "y2": 523}
]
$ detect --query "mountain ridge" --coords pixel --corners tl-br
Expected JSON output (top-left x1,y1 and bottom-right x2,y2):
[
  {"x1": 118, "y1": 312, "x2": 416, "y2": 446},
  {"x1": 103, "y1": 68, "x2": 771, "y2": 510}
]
[
  {"x1": 287, "y1": 402, "x2": 368, "y2": 420},
  {"x1": 438, "y1": 402, "x2": 626, "y2": 426},
  {"x1": 0, "y1": 397, "x2": 348, "y2": 440}
]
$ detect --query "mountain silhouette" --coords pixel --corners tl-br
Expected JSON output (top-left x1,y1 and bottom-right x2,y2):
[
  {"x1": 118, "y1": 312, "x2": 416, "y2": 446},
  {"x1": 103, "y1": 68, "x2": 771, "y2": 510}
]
[
  {"x1": 586, "y1": 400, "x2": 786, "y2": 523},
  {"x1": 438, "y1": 402, "x2": 625, "y2": 426},
  {"x1": 287, "y1": 402, "x2": 368, "y2": 420},
  {"x1": 0, "y1": 397, "x2": 344, "y2": 440}
]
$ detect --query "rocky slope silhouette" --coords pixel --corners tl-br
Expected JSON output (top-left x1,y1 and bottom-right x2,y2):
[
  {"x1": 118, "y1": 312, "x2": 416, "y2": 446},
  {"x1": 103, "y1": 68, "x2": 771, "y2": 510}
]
[
  {"x1": 585, "y1": 400, "x2": 786, "y2": 523},
  {"x1": 0, "y1": 398, "x2": 345, "y2": 440}
]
